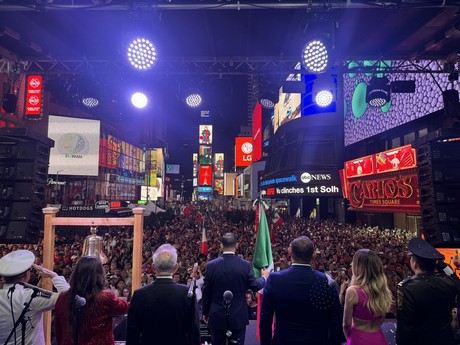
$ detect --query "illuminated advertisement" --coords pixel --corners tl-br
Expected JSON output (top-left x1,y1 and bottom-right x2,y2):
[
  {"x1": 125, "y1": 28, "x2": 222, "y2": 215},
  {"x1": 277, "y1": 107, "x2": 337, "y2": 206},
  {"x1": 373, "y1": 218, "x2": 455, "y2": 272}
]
[
  {"x1": 25, "y1": 75, "x2": 43, "y2": 118},
  {"x1": 214, "y1": 153, "x2": 224, "y2": 179},
  {"x1": 344, "y1": 60, "x2": 454, "y2": 146},
  {"x1": 199, "y1": 145, "x2": 212, "y2": 165},
  {"x1": 260, "y1": 170, "x2": 342, "y2": 197},
  {"x1": 166, "y1": 164, "x2": 180, "y2": 174},
  {"x1": 252, "y1": 102, "x2": 262, "y2": 162},
  {"x1": 199, "y1": 125, "x2": 213, "y2": 145},
  {"x1": 48, "y1": 115, "x2": 100, "y2": 176},
  {"x1": 99, "y1": 134, "x2": 143, "y2": 173},
  {"x1": 342, "y1": 145, "x2": 420, "y2": 213},
  {"x1": 199, "y1": 165, "x2": 212, "y2": 186},
  {"x1": 214, "y1": 179, "x2": 224, "y2": 195},
  {"x1": 273, "y1": 86, "x2": 301, "y2": 133},
  {"x1": 235, "y1": 137, "x2": 253, "y2": 167},
  {"x1": 192, "y1": 153, "x2": 198, "y2": 177}
]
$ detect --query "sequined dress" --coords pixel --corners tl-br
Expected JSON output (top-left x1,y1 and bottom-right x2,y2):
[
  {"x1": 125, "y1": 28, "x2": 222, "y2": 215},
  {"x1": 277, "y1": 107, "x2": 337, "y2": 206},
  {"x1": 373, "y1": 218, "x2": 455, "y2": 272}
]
[{"x1": 54, "y1": 289, "x2": 129, "y2": 345}]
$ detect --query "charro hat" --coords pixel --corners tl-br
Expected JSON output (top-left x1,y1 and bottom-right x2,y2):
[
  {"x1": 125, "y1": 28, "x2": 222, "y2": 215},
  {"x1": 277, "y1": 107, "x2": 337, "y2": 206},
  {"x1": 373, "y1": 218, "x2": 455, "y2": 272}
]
[
  {"x1": 408, "y1": 238, "x2": 444, "y2": 261},
  {"x1": 0, "y1": 250, "x2": 35, "y2": 277}
]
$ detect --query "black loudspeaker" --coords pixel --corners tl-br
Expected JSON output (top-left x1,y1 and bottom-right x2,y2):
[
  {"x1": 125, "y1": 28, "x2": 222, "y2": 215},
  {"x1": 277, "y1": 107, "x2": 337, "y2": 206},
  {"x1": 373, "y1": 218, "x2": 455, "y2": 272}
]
[
  {"x1": 0, "y1": 128, "x2": 53, "y2": 244},
  {"x1": 2, "y1": 93, "x2": 18, "y2": 113},
  {"x1": 416, "y1": 135, "x2": 460, "y2": 247}
]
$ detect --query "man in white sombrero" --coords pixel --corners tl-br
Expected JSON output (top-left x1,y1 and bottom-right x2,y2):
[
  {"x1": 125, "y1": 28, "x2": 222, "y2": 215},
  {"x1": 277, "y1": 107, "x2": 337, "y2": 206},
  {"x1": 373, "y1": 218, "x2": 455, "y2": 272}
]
[{"x1": 0, "y1": 250, "x2": 69, "y2": 345}]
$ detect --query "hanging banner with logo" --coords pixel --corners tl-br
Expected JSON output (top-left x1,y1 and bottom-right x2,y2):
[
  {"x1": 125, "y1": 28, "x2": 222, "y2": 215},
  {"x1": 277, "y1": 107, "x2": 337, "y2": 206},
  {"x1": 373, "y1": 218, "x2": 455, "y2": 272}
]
[
  {"x1": 199, "y1": 125, "x2": 213, "y2": 145},
  {"x1": 193, "y1": 153, "x2": 198, "y2": 177},
  {"x1": 214, "y1": 153, "x2": 224, "y2": 179},
  {"x1": 25, "y1": 75, "x2": 43, "y2": 118},
  {"x1": 199, "y1": 165, "x2": 212, "y2": 186}
]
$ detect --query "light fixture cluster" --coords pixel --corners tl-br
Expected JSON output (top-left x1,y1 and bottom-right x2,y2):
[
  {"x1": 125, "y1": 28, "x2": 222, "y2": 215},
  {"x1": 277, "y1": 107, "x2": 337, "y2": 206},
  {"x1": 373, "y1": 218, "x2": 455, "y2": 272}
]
[
  {"x1": 302, "y1": 40, "x2": 328, "y2": 73},
  {"x1": 82, "y1": 97, "x2": 99, "y2": 108},
  {"x1": 127, "y1": 38, "x2": 157, "y2": 70},
  {"x1": 185, "y1": 93, "x2": 203, "y2": 108}
]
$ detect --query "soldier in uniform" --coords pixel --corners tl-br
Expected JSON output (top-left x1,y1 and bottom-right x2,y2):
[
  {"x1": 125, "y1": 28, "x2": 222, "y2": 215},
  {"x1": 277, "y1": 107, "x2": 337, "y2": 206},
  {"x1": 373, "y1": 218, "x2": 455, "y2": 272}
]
[{"x1": 397, "y1": 238, "x2": 458, "y2": 345}]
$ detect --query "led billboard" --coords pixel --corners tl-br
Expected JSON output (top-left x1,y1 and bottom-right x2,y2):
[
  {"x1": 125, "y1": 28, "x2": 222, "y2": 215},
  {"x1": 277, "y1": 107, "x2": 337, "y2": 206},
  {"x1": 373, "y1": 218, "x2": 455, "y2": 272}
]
[
  {"x1": 199, "y1": 125, "x2": 213, "y2": 145},
  {"x1": 344, "y1": 60, "x2": 455, "y2": 146}
]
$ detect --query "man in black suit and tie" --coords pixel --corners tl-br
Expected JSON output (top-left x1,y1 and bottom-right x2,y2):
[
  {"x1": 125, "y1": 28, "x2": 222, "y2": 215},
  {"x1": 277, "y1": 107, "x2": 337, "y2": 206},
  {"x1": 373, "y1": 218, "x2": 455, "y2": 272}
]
[
  {"x1": 260, "y1": 236, "x2": 344, "y2": 345},
  {"x1": 126, "y1": 244, "x2": 200, "y2": 345},
  {"x1": 202, "y1": 232, "x2": 269, "y2": 345}
]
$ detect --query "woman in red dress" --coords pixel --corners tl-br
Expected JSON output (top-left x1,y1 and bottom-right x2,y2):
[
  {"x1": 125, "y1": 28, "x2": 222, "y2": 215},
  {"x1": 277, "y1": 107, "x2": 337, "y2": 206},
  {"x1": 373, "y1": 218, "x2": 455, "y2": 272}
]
[{"x1": 54, "y1": 256, "x2": 129, "y2": 345}]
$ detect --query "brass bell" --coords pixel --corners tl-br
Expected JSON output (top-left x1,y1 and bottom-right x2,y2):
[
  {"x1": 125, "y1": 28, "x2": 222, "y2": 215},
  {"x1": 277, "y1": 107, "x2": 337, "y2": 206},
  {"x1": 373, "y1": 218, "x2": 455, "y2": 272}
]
[{"x1": 82, "y1": 226, "x2": 108, "y2": 264}]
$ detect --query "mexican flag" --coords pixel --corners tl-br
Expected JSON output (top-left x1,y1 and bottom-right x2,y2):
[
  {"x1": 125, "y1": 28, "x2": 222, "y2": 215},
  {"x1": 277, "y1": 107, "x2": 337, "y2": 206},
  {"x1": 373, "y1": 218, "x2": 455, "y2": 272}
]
[{"x1": 253, "y1": 202, "x2": 274, "y2": 340}]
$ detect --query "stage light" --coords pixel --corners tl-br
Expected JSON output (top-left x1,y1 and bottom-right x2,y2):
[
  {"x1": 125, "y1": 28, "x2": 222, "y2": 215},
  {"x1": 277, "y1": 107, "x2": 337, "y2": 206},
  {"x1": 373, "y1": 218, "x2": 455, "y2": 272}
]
[
  {"x1": 185, "y1": 93, "x2": 202, "y2": 108},
  {"x1": 259, "y1": 90, "x2": 277, "y2": 109},
  {"x1": 127, "y1": 38, "x2": 157, "y2": 70},
  {"x1": 315, "y1": 90, "x2": 333, "y2": 107},
  {"x1": 366, "y1": 77, "x2": 391, "y2": 107},
  {"x1": 302, "y1": 40, "x2": 328, "y2": 73},
  {"x1": 131, "y1": 92, "x2": 148, "y2": 109},
  {"x1": 82, "y1": 97, "x2": 99, "y2": 108}
]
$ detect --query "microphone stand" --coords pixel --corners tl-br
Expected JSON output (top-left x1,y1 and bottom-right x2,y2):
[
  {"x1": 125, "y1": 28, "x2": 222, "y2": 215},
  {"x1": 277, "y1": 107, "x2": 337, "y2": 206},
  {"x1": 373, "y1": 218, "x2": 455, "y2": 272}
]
[
  {"x1": 3, "y1": 290, "x2": 39, "y2": 345},
  {"x1": 187, "y1": 279, "x2": 197, "y2": 345},
  {"x1": 224, "y1": 300, "x2": 238, "y2": 345}
]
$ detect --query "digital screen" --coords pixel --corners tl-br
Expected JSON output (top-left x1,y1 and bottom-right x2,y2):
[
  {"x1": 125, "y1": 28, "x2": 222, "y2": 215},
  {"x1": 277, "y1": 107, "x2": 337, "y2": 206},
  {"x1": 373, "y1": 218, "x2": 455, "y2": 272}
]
[
  {"x1": 48, "y1": 115, "x2": 100, "y2": 176},
  {"x1": 344, "y1": 60, "x2": 453, "y2": 146},
  {"x1": 199, "y1": 125, "x2": 213, "y2": 145}
]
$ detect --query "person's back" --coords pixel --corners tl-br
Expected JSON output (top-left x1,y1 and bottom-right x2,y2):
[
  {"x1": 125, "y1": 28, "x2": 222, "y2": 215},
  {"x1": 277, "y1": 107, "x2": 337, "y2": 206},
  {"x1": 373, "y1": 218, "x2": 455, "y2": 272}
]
[
  {"x1": 262, "y1": 266, "x2": 342, "y2": 344},
  {"x1": 127, "y1": 279, "x2": 193, "y2": 345},
  {"x1": 126, "y1": 244, "x2": 200, "y2": 345},
  {"x1": 260, "y1": 236, "x2": 343, "y2": 345}
]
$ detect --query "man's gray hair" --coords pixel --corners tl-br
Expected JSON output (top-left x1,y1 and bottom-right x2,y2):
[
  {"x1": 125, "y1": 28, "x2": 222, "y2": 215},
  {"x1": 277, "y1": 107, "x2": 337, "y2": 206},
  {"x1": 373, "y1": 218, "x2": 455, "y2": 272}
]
[{"x1": 152, "y1": 244, "x2": 178, "y2": 273}]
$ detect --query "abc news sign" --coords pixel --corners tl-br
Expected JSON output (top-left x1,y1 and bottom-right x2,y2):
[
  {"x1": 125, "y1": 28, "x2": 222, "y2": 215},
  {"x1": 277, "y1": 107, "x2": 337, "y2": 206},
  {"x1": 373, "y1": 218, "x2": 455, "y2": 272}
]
[{"x1": 260, "y1": 171, "x2": 341, "y2": 197}]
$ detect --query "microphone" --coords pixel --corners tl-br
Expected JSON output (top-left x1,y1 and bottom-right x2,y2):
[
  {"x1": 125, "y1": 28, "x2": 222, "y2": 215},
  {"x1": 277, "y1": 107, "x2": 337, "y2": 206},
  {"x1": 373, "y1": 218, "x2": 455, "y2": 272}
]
[
  {"x1": 75, "y1": 295, "x2": 87, "y2": 309},
  {"x1": 17, "y1": 282, "x2": 52, "y2": 299},
  {"x1": 187, "y1": 278, "x2": 196, "y2": 298},
  {"x1": 223, "y1": 290, "x2": 233, "y2": 305}
]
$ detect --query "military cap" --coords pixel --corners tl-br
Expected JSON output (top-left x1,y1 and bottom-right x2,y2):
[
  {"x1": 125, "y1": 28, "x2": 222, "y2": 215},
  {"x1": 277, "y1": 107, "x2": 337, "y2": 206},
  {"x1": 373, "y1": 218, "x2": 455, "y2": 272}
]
[
  {"x1": 408, "y1": 238, "x2": 444, "y2": 260},
  {"x1": 0, "y1": 250, "x2": 35, "y2": 277}
]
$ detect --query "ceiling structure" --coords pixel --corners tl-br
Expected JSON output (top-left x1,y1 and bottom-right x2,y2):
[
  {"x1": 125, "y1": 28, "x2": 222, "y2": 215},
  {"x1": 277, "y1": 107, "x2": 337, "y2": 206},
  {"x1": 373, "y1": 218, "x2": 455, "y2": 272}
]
[{"x1": 1, "y1": 0, "x2": 460, "y2": 170}]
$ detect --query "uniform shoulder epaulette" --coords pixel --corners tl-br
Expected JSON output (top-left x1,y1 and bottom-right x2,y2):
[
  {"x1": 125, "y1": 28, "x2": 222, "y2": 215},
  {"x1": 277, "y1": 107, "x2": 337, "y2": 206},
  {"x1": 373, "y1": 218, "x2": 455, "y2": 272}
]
[{"x1": 398, "y1": 276, "x2": 413, "y2": 287}]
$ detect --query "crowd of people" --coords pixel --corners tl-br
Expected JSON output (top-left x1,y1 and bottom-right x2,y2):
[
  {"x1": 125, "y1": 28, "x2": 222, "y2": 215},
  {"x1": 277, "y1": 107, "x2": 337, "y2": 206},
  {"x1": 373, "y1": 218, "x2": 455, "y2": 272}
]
[
  {"x1": 1, "y1": 201, "x2": 458, "y2": 345},
  {"x1": 0, "y1": 204, "x2": 415, "y2": 310}
]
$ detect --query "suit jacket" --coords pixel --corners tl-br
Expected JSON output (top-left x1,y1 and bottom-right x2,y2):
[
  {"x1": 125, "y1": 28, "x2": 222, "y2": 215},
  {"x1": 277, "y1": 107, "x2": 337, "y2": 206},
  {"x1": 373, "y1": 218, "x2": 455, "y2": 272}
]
[
  {"x1": 260, "y1": 265, "x2": 344, "y2": 345},
  {"x1": 202, "y1": 253, "x2": 265, "y2": 330},
  {"x1": 126, "y1": 278, "x2": 200, "y2": 345}
]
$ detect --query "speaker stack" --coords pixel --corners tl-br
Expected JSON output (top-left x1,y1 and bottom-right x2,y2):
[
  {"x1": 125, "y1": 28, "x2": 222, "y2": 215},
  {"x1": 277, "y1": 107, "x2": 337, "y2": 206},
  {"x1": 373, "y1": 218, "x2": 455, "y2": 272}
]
[
  {"x1": 0, "y1": 128, "x2": 54, "y2": 244},
  {"x1": 415, "y1": 128, "x2": 460, "y2": 247}
]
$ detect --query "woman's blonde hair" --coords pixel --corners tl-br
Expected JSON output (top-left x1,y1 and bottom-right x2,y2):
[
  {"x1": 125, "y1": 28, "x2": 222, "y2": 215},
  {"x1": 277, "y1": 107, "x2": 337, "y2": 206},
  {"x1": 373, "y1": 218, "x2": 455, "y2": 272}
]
[{"x1": 351, "y1": 249, "x2": 393, "y2": 316}]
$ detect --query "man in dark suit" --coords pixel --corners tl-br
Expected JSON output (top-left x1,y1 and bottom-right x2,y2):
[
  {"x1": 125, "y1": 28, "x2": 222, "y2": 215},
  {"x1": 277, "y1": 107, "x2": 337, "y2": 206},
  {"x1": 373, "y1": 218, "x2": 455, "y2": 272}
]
[
  {"x1": 260, "y1": 236, "x2": 344, "y2": 345},
  {"x1": 202, "y1": 232, "x2": 269, "y2": 345},
  {"x1": 126, "y1": 244, "x2": 200, "y2": 345}
]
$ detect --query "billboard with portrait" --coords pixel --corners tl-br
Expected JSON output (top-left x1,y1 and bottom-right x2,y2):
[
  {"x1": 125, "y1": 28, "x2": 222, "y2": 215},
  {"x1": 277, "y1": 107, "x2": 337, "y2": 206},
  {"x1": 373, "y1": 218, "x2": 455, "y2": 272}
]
[
  {"x1": 199, "y1": 125, "x2": 213, "y2": 145},
  {"x1": 199, "y1": 145, "x2": 212, "y2": 165}
]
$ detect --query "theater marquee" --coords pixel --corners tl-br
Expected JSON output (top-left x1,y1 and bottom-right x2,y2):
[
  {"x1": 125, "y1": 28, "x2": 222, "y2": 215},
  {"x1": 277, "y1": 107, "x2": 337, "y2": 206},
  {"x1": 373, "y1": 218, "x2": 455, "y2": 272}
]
[{"x1": 342, "y1": 145, "x2": 421, "y2": 213}]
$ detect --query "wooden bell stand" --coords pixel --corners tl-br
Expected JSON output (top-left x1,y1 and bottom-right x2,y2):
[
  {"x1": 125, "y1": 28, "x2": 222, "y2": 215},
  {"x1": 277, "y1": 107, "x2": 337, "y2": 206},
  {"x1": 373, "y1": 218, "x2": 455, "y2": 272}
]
[{"x1": 41, "y1": 207, "x2": 145, "y2": 345}]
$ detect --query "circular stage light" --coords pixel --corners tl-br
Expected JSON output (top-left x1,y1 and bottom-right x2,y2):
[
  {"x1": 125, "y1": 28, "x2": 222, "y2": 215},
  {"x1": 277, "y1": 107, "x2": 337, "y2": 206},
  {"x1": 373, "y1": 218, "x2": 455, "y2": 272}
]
[
  {"x1": 131, "y1": 92, "x2": 148, "y2": 109},
  {"x1": 127, "y1": 38, "x2": 157, "y2": 70}
]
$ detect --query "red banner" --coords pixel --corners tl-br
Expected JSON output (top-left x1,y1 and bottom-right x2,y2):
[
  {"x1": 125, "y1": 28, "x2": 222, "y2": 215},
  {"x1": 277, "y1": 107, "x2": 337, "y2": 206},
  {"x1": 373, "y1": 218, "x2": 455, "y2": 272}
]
[
  {"x1": 375, "y1": 145, "x2": 416, "y2": 173},
  {"x1": 252, "y1": 102, "x2": 262, "y2": 162},
  {"x1": 25, "y1": 75, "x2": 43, "y2": 117},
  {"x1": 199, "y1": 166, "x2": 212, "y2": 186},
  {"x1": 345, "y1": 155, "x2": 374, "y2": 178}
]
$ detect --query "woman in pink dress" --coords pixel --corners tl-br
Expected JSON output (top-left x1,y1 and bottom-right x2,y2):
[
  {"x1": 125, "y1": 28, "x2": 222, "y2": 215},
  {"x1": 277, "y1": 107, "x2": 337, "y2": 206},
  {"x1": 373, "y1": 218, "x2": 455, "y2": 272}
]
[{"x1": 343, "y1": 249, "x2": 393, "y2": 345}]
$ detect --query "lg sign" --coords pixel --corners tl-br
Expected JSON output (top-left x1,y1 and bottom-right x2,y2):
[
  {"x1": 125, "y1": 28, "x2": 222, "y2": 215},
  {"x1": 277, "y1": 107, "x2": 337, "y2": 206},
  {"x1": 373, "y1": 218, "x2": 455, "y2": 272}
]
[{"x1": 235, "y1": 137, "x2": 253, "y2": 167}]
